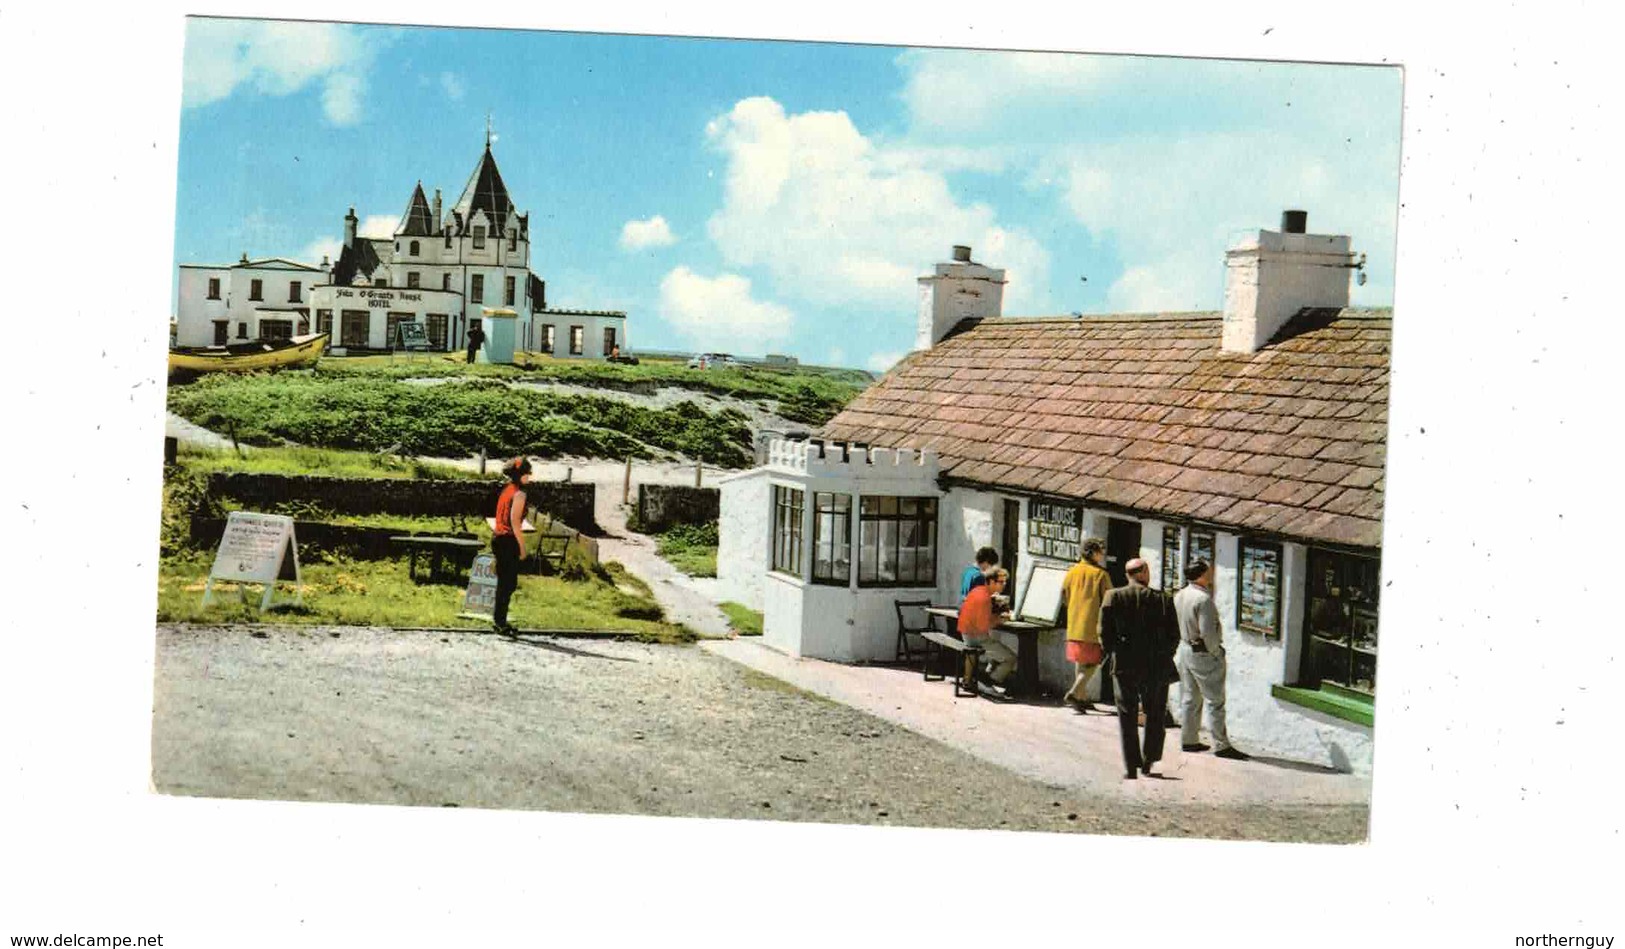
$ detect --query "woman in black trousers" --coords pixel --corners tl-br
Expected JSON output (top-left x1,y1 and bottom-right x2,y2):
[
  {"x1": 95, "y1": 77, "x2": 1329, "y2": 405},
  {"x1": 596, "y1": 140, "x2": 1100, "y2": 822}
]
[{"x1": 491, "y1": 456, "x2": 532, "y2": 634}]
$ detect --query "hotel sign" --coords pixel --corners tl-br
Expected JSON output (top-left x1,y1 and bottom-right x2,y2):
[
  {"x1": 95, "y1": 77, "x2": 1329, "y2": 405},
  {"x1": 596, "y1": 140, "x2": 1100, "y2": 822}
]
[
  {"x1": 1027, "y1": 501, "x2": 1083, "y2": 562},
  {"x1": 336, "y1": 288, "x2": 427, "y2": 309}
]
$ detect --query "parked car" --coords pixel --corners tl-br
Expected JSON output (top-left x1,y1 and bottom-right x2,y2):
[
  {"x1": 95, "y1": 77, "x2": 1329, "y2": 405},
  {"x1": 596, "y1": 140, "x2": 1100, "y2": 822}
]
[{"x1": 685, "y1": 352, "x2": 739, "y2": 370}]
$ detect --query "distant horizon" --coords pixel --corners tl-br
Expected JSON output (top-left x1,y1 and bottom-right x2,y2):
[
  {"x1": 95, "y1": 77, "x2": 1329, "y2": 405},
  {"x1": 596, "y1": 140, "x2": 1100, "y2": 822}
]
[{"x1": 173, "y1": 19, "x2": 1402, "y2": 373}]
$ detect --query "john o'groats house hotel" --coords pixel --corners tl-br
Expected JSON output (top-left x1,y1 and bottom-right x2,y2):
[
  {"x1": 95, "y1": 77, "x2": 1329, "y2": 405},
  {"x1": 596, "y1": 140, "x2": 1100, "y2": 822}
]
[{"x1": 717, "y1": 211, "x2": 1389, "y2": 774}]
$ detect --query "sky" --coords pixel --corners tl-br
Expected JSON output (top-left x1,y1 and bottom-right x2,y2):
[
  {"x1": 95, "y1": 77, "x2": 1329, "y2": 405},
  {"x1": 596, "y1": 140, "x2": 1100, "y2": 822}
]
[{"x1": 173, "y1": 18, "x2": 1402, "y2": 372}]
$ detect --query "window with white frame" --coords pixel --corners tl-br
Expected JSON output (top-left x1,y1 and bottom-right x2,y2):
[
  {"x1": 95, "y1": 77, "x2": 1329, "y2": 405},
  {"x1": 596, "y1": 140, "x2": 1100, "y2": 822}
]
[
  {"x1": 858, "y1": 496, "x2": 937, "y2": 587},
  {"x1": 772, "y1": 485, "x2": 805, "y2": 577}
]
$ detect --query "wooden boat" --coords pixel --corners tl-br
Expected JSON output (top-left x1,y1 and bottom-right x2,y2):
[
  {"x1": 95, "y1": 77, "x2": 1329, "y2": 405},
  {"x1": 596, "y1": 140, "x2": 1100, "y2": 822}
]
[{"x1": 169, "y1": 332, "x2": 329, "y2": 376}]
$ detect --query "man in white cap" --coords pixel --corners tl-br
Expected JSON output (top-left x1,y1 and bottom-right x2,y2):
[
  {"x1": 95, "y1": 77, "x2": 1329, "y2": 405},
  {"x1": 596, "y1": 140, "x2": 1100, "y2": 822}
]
[{"x1": 1101, "y1": 557, "x2": 1182, "y2": 778}]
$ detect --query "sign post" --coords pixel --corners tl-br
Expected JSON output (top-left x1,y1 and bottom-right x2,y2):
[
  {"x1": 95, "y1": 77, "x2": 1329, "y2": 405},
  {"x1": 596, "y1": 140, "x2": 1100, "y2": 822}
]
[
  {"x1": 459, "y1": 553, "x2": 499, "y2": 621},
  {"x1": 203, "y1": 511, "x2": 302, "y2": 611},
  {"x1": 393, "y1": 321, "x2": 431, "y2": 357}
]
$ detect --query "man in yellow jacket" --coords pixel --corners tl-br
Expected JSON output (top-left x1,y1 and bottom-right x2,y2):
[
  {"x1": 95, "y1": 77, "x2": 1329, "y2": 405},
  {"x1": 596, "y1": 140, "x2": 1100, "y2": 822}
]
[{"x1": 1061, "y1": 538, "x2": 1112, "y2": 713}]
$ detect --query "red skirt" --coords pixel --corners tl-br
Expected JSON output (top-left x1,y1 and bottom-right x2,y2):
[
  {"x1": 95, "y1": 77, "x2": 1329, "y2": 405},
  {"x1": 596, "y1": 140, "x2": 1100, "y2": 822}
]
[{"x1": 1067, "y1": 640, "x2": 1104, "y2": 665}]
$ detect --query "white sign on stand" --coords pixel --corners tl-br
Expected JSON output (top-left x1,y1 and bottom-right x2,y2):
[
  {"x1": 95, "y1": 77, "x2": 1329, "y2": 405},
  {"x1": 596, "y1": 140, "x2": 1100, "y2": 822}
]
[{"x1": 204, "y1": 511, "x2": 302, "y2": 611}]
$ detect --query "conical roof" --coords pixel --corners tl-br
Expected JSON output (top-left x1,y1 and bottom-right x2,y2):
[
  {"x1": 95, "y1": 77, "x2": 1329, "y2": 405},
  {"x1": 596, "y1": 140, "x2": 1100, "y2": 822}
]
[
  {"x1": 448, "y1": 144, "x2": 516, "y2": 236},
  {"x1": 397, "y1": 182, "x2": 436, "y2": 237}
]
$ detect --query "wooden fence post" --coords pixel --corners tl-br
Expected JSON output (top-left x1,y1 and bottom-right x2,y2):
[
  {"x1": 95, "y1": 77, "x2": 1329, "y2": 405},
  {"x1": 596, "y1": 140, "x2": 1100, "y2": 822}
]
[{"x1": 623, "y1": 457, "x2": 632, "y2": 505}]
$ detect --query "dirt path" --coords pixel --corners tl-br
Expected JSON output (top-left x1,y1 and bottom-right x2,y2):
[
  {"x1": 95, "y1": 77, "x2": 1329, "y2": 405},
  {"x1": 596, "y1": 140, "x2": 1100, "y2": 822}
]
[{"x1": 151, "y1": 624, "x2": 1367, "y2": 842}]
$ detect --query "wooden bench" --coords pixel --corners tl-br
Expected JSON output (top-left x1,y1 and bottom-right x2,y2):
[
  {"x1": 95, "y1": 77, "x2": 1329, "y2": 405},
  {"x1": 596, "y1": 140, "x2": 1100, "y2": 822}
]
[{"x1": 920, "y1": 631, "x2": 984, "y2": 698}]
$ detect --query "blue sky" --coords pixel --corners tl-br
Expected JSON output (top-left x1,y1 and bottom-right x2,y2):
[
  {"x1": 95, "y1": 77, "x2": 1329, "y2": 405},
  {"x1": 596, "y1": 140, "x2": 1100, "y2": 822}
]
[{"x1": 174, "y1": 18, "x2": 1402, "y2": 371}]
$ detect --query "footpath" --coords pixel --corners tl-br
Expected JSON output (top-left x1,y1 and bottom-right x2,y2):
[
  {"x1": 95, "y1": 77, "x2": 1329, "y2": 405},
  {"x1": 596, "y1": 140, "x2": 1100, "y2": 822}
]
[{"x1": 702, "y1": 637, "x2": 1373, "y2": 808}]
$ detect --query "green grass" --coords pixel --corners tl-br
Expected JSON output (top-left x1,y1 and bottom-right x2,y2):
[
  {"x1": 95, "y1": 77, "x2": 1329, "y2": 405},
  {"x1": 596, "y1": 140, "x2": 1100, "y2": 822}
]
[
  {"x1": 175, "y1": 442, "x2": 487, "y2": 481},
  {"x1": 167, "y1": 370, "x2": 757, "y2": 466},
  {"x1": 720, "y1": 601, "x2": 764, "y2": 636},
  {"x1": 155, "y1": 547, "x2": 693, "y2": 644},
  {"x1": 654, "y1": 522, "x2": 719, "y2": 578}
]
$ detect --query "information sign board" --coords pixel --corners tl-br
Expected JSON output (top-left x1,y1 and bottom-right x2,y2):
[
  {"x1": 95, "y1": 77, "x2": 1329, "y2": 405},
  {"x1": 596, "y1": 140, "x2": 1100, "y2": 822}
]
[
  {"x1": 1026, "y1": 501, "x2": 1083, "y2": 562},
  {"x1": 1016, "y1": 563, "x2": 1071, "y2": 626},
  {"x1": 459, "y1": 553, "x2": 499, "y2": 620},
  {"x1": 204, "y1": 511, "x2": 301, "y2": 610}
]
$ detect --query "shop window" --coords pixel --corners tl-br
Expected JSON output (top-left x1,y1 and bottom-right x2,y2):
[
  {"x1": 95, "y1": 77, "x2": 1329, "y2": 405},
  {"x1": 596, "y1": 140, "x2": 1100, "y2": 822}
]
[
  {"x1": 408, "y1": 272, "x2": 420, "y2": 289},
  {"x1": 1304, "y1": 549, "x2": 1381, "y2": 695},
  {"x1": 540, "y1": 324, "x2": 556, "y2": 353},
  {"x1": 858, "y1": 496, "x2": 938, "y2": 588},
  {"x1": 207, "y1": 278, "x2": 220, "y2": 300},
  {"x1": 569, "y1": 326, "x2": 584, "y2": 355},
  {"x1": 316, "y1": 309, "x2": 333, "y2": 337},
  {"x1": 772, "y1": 485, "x2": 805, "y2": 577},
  {"x1": 249, "y1": 279, "x2": 263, "y2": 301},
  {"x1": 1188, "y1": 529, "x2": 1216, "y2": 572},
  {"x1": 288, "y1": 281, "x2": 302, "y2": 303},
  {"x1": 1236, "y1": 539, "x2": 1283, "y2": 637},
  {"x1": 340, "y1": 310, "x2": 370, "y2": 348},
  {"x1": 473, "y1": 226, "x2": 486, "y2": 249},
  {"x1": 504, "y1": 276, "x2": 515, "y2": 306},
  {"x1": 603, "y1": 326, "x2": 617, "y2": 355},
  {"x1": 409, "y1": 240, "x2": 420, "y2": 257},
  {"x1": 426, "y1": 314, "x2": 448, "y2": 350},
  {"x1": 1160, "y1": 525, "x2": 1182, "y2": 591},
  {"x1": 258, "y1": 319, "x2": 293, "y2": 341},
  {"x1": 811, "y1": 493, "x2": 852, "y2": 585}
]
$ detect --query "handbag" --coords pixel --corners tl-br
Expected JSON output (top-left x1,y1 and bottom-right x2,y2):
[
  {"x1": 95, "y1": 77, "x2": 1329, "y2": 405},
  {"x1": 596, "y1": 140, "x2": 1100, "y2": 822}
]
[{"x1": 1074, "y1": 640, "x2": 1104, "y2": 666}]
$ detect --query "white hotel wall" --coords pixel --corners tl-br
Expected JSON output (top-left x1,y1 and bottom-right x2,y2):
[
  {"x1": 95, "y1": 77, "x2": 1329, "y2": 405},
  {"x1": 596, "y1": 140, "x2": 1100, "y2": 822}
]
[{"x1": 716, "y1": 468, "x2": 771, "y2": 612}]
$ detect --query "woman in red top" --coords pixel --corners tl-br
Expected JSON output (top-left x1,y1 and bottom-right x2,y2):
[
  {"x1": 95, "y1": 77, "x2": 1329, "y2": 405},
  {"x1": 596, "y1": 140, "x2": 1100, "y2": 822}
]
[{"x1": 491, "y1": 456, "x2": 532, "y2": 635}]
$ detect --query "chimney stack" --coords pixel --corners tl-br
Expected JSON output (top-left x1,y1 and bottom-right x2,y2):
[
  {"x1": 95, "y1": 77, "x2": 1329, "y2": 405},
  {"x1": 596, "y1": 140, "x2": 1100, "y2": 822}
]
[
  {"x1": 916, "y1": 244, "x2": 1006, "y2": 351},
  {"x1": 1222, "y1": 210, "x2": 1356, "y2": 354},
  {"x1": 343, "y1": 207, "x2": 358, "y2": 250},
  {"x1": 432, "y1": 189, "x2": 442, "y2": 234}
]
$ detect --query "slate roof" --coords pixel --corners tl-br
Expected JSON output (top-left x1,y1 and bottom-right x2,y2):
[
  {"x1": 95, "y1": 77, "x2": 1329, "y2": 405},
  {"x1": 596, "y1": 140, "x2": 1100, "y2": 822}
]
[
  {"x1": 331, "y1": 238, "x2": 383, "y2": 286},
  {"x1": 397, "y1": 182, "x2": 436, "y2": 237},
  {"x1": 449, "y1": 145, "x2": 517, "y2": 236},
  {"x1": 820, "y1": 307, "x2": 1392, "y2": 550}
]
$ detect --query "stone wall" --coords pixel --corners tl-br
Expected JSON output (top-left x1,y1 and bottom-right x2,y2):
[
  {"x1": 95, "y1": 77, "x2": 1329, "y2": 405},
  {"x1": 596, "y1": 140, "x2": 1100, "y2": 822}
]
[
  {"x1": 636, "y1": 484, "x2": 720, "y2": 533},
  {"x1": 206, "y1": 473, "x2": 597, "y2": 533}
]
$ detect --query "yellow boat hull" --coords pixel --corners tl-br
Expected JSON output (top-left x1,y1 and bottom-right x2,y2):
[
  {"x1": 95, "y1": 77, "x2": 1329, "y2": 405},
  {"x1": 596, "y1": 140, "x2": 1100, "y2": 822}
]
[{"x1": 169, "y1": 333, "x2": 329, "y2": 375}]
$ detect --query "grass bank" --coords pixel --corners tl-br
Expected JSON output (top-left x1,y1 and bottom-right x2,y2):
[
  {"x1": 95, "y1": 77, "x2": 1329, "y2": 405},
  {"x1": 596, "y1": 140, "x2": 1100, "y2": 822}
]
[
  {"x1": 175, "y1": 442, "x2": 486, "y2": 481},
  {"x1": 654, "y1": 522, "x2": 719, "y2": 578},
  {"x1": 720, "y1": 602, "x2": 764, "y2": 636}
]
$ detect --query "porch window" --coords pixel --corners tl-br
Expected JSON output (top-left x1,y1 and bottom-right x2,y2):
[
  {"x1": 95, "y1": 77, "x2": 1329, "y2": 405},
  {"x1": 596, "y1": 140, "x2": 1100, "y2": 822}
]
[
  {"x1": 858, "y1": 496, "x2": 937, "y2": 588},
  {"x1": 811, "y1": 492, "x2": 852, "y2": 585},
  {"x1": 258, "y1": 319, "x2": 292, "y2": 340},
  {"x1": 1236, "y1": 539, "x2": 1283, "y2": 637},
  {"x1": 1304, "y1": 549, "x2": 1381, "y2": 695},
  {"x1": 772, "y1": 485, "x2": 804, "y2": 577}
]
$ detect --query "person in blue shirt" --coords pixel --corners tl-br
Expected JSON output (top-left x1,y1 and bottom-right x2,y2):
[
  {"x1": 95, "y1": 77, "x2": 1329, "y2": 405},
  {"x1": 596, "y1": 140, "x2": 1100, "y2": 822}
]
[{"x1": 960, "y1": 547, "x2": 1000, "y2": 600}]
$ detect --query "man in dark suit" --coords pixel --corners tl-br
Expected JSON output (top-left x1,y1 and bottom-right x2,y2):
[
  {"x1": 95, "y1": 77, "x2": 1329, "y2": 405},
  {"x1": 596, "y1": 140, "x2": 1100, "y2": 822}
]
[{"x1": 1100, "y1": 558, "x2": 1181, "y2": 779}]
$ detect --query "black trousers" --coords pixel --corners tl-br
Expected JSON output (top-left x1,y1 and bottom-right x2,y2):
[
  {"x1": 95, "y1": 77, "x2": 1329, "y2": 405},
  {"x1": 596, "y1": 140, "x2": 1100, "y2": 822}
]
[
  {"x1": 465, "y1": 346, "x2": 478, "y2": 364},
  {"x1": 492, "y1": 533, "x2": 520, "y2": 627},
  {"x1": 1113, "y1": 673, "x2": 1170, "y2": 772}
]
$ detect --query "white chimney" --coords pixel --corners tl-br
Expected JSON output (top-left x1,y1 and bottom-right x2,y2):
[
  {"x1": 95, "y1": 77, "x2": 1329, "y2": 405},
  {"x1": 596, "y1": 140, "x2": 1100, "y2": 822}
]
[
  {"x1": 916, "y1": 245, "x2": 1006, "y2": 350},
  {"x1": 1222, "y1": 210, "x2": 1357, "y2": 354}
]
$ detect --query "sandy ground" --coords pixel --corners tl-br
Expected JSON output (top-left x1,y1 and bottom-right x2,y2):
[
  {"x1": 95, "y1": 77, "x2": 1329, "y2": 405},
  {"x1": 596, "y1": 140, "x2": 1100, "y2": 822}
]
[{"x1": 151, "y1": 624, "x2": 1368, "y2": 842}]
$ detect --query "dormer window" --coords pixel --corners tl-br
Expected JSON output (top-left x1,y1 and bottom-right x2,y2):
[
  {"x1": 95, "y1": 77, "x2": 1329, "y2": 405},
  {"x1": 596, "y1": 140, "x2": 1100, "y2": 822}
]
[
  {"x1": 473, "y1": 226, "x2": 486, "y2": 249},
  {"x1": 508, "y1": 233, "x2": 517, "y2": 252}
]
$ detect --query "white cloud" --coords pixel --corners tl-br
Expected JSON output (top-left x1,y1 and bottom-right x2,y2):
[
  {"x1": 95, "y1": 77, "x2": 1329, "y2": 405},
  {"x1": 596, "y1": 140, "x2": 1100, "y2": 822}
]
[
  {"x1": 619, "y1": 215, "x2": 677, "y2": 251},
  {"x1": 440, "y1": 72, "x2": 465, "y2": 101},
  {"x1": 181, "y1": 19, "x2": 379, "y2": 126},
  {"x1": 356, "y1": 215, "x2": 401, "y2": 240},
  {"x1": 866, "y1": 351, "x2": 904, "y2": 374},
  {"x1": 703, "y1": 96, "x2": 1051, "y2": 314},
  {"x1": 894, "y1": 50, "x2": 1402, "y2": 311},
  {"x1": 658, "y1": 266, "x2": 793, "y2": 351}
]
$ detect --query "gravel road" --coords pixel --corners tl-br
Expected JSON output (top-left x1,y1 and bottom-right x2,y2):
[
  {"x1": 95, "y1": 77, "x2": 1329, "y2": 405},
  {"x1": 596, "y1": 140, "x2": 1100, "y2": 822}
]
[{"x1": 152, "y1": 624, "x2": 1367, "y2": 842}]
